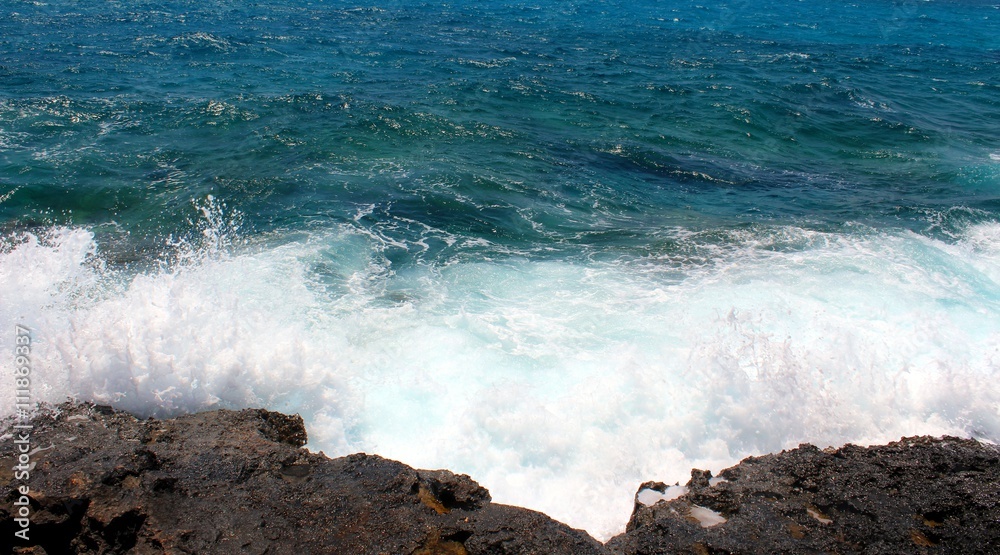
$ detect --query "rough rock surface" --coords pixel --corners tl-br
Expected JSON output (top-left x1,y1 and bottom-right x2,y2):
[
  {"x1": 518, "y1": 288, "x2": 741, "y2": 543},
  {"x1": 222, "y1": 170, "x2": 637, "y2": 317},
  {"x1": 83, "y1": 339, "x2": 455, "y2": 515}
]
[
  {"x1": 606, "y1": 437, "x2": 1000, "y2": 555},
  {"x1": 3, "y1": 404, "x2": 998, "y2": 554},
  {"x1": 0, "y1": 403, "x2": 605, "y2": 554}
]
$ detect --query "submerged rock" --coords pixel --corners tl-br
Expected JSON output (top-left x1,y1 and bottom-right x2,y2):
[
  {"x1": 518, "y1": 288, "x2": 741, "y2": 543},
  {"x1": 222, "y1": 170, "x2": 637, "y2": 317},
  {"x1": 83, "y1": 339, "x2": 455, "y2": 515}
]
[
  {"x1": 0, "y1": 403, "x2": 604, "y2": 555},
  {"x1": 607, "y1": 437, "x2": 1000, "y2": 555}
]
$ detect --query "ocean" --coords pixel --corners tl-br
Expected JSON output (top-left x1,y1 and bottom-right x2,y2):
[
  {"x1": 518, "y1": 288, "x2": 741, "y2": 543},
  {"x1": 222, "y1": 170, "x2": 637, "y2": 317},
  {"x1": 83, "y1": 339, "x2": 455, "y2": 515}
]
[{"x1": 1, "y1": 0, "x2": 998, "y2": 538}]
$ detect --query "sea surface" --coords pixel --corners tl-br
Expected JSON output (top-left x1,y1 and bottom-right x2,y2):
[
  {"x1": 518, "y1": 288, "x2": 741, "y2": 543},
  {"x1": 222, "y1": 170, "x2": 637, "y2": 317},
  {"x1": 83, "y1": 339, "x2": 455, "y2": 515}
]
[{"x1": 2, "y1": 0, "x2": 999, "y2": 538}]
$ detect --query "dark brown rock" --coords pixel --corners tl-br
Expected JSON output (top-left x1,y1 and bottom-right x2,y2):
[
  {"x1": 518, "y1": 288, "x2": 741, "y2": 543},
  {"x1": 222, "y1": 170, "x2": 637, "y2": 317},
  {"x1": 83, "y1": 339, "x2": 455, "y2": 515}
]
[
  {"x1": 5, "y1": 404, "x2": 998, "y2": 555},
  {"x1": 607, "y1": 437, "x2": 1000, "y2": 555},
  {"x1": 0, "y1": 403, "x2": 606, "y2": 555}
]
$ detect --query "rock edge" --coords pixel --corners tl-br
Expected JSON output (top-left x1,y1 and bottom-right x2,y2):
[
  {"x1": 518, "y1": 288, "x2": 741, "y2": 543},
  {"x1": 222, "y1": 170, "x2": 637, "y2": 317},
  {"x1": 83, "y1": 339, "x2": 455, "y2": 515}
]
[{"x1": 2, "y1": 403, "x2": 998, "y2": 554}]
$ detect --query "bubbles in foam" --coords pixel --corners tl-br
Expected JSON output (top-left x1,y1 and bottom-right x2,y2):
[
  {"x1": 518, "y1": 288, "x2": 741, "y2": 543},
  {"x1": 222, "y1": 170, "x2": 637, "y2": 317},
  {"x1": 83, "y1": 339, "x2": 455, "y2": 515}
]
[
  {"x1": 958, "y1": 221, "x2": 1000, "y2": 255},
  {"x1": 1, "y1": 217, "x2": 999, "y2": 539},
  {"x1": 0, "y1": 223, "x2": 364, "y2": 452}
]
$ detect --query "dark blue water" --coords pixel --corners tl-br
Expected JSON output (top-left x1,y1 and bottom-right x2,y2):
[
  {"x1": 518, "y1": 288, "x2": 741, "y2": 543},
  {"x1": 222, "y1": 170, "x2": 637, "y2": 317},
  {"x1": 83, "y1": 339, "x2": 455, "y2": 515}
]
[{"x1": 2, "y1": 0, "x2": 999, "y2": 537}]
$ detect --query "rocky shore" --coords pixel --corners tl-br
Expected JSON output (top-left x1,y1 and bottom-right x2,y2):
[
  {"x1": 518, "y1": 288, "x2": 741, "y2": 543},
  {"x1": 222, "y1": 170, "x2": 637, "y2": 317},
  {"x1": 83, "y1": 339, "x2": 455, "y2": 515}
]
[{"x1": 2, "y1": 403, "x2": 997, "y2": 554}]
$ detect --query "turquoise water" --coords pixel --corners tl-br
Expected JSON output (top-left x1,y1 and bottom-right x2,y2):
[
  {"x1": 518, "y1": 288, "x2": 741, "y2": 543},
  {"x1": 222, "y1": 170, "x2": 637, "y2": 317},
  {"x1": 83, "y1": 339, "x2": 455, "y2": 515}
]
[{"x1": 2, "y1": 0, "x2": 999, "y2": 537}]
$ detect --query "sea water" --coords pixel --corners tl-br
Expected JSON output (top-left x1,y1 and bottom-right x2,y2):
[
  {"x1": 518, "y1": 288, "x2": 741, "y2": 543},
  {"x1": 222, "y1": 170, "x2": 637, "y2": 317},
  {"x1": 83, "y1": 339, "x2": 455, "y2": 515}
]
[{"x1": 1, "y1": 0, "x2": 998, "y2": 539}]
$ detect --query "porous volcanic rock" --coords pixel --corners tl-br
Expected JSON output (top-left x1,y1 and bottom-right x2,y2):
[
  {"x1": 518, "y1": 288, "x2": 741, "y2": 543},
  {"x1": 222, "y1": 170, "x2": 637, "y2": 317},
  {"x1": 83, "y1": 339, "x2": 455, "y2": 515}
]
[
  {"x1": 606, "y1": 437, "x2": 1000, "y2": 555},
  {"x1": 0, "y1": 403, "x2": 606, "y2": 555},
  {"x1": 4, "y1": 404, "x2": 998, "y2": 555}
]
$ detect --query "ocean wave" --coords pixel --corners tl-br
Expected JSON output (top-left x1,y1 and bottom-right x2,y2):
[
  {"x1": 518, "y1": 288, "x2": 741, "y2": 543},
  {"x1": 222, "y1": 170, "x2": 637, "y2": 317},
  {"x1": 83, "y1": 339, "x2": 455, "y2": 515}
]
[{"x1": 1, "y1": 216, "x2": 997, "y2": 538}]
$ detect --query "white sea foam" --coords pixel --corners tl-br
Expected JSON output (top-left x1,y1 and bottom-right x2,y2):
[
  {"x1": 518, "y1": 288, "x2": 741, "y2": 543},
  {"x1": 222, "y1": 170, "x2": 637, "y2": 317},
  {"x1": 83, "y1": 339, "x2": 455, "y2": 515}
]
[
  {"x1": 1, "y1": 219, "x2": 998, "y2": 540},
  {"x1": 637, "y1": 485, "x2": 688, "y2": 506},
  {"x1": 689, "y1": 505, "x2": 727, "y2": 527}
]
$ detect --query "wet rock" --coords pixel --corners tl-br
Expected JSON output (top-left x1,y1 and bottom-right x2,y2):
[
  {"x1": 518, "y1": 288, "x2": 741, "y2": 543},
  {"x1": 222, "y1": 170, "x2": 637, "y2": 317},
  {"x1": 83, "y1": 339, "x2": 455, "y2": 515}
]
[
  {"x1": 0, "y1": 403, "x2": 605, "y2": 555},
  {"x1": 607, "y1": 436, "x2": 1000, "y2": 555}
]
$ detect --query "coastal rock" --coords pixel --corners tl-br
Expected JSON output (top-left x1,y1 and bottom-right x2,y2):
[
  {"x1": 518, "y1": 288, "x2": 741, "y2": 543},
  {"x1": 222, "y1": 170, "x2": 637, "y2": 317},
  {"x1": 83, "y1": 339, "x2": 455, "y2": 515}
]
[
  {"x1": 607, "y1": 437, "x2": 1000, "y2": 555},
  {"x1": 0, "y1": 403, "x2": 605, "y2": 555},
  {"x1": 4, "y1": 404, "x2": 998, "y2": 554}
]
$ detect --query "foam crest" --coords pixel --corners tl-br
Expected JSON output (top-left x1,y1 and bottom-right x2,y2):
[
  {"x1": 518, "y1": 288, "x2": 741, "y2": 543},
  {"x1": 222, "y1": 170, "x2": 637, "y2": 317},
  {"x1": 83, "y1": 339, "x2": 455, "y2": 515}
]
[
  {"x1": 1, "y1": 221, "x2": 998, "y2": 539},
  {"x1": 958, "y1": 221, "x2": 1000, "y2": 257},
  {"x1": 0, "y1": 226, "x2": 363, "y2": 452}
]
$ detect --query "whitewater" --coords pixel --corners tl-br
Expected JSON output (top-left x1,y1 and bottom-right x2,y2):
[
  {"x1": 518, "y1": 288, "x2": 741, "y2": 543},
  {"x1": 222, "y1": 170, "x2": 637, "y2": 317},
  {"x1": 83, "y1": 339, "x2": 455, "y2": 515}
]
[
  {"x1": 2, "y1": 0, "x2": 999, "y2": 540},
  {"x1": 2, "y1": 211, "x2": 998, "y2": 537}
]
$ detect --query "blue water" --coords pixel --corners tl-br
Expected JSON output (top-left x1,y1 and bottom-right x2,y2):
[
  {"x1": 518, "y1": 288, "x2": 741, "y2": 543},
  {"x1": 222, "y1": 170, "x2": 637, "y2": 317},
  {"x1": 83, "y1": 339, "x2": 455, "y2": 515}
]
[{"x1": 2, "y1": 0, "x2": 999, "y2": 537}]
